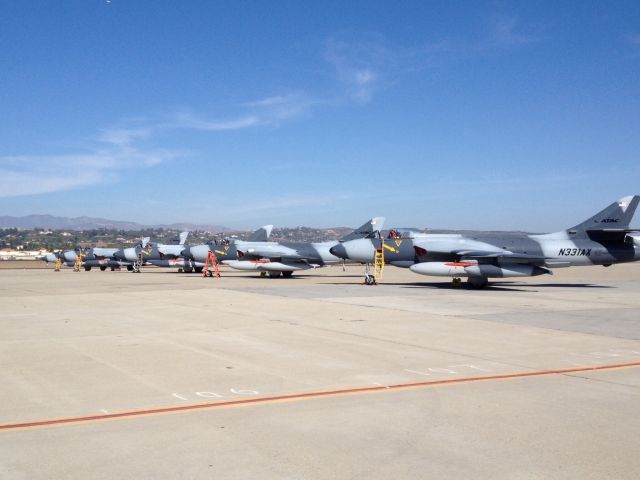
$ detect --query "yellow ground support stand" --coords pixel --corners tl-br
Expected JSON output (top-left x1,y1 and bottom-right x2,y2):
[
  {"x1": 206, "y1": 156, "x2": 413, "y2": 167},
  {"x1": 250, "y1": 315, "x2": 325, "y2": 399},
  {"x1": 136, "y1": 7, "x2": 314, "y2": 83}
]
[
  {"x1": 374, "y1": 245, "x2": 385, "y2": 280},
  {"x1": 54, "y1": 258, "x2": 62, "y2": 272},
  {"x1": 365, "y1": 242, "x2": 385, "y2": 285},
  {"x1": 73, "y1": 253, "x2": 84, "y2": 272}
]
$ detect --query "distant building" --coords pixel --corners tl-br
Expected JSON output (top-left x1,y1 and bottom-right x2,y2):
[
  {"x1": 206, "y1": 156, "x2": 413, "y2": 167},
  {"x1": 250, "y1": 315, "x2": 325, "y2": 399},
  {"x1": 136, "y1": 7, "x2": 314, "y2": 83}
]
[{"x1": 0, "y1": 248, "x2": 50, "y2": 261}]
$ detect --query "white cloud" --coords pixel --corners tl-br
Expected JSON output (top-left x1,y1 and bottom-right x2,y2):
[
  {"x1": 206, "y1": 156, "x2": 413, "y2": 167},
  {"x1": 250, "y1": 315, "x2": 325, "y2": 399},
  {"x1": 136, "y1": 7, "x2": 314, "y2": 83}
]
[
  {"x1": 0, "y1": 22, "x2": 544, "y2": 199},
  {"x1": 170, "y1": 113, "x2": 261, "y2": 131},
  {"x1": 98, "y1": 127, "x2": 152, "y2": 147},
  {"x1": 324, "y1": 33, "x2": 392, "y2": 103},
  {"x1": 0, "y1": 91, "x2": 323, "y2": 198},
  {"x1": 626, "y1": 33, "x2": 640, "y2": 45},
  {"x1": 489, "y1": 15, "x2": 537, "y2": 48},
  {"x1": 0, "y1": 167, "x2": 105, "y2": 197},
  {"x1": 211, "y1": 193, "x2": 355, "y2": 220},
  {"x1": 626, "y1": 33, "x2": 640, "y2": 56},
  {"x1": 0, "y1": 132, "x2": 179, "y2": 198},
  {"x1": 164, "y1": 93, "x2": 320, "y2": 132}
]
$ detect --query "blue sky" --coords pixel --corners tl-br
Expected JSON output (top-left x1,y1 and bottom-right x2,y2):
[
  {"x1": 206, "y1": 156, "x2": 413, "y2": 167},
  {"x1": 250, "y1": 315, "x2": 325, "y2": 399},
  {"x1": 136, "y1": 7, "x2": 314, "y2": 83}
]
[{"x1": 1, "y1": 1, "x2": 639, "y2": 231}]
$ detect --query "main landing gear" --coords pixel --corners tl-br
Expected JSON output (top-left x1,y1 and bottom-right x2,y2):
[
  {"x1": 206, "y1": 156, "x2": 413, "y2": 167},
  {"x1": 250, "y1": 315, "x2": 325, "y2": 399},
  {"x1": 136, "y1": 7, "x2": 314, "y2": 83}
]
[
  {"x1": 451, "y1": 276, "x2": 489, "y2": 289},
  {"x1": 263, "y1": 271, "x2": 294, "y2": 278},
  {"x1": 467, "y1": 276, "x2": 489, "y2": 289}
]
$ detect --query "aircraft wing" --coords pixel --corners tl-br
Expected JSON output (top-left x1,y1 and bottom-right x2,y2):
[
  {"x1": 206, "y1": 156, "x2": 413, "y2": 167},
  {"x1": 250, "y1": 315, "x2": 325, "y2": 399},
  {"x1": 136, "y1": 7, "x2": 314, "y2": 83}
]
[
  {"x1": 238, "y1": 251, "x2": 318, "y2": 264},
  {"x1": 414, "y1": 245, "x2": 548, "y2": 264},
  {"x1": 237, "y1": 246, "x2": 294, "y2": 259},
  {"x1": 458, "y1": 251, "x2": 548, "y2": 263}
]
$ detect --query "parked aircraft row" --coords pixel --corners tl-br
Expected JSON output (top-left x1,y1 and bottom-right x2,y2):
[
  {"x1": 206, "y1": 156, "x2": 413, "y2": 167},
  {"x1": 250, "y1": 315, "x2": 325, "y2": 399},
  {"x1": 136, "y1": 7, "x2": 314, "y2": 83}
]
[
  {"x1": 44, "y1": 218, "x2": 385, "y2": 276},
  {"x1": 44, "y1": 196, "x2": 640, "y2": 288}
]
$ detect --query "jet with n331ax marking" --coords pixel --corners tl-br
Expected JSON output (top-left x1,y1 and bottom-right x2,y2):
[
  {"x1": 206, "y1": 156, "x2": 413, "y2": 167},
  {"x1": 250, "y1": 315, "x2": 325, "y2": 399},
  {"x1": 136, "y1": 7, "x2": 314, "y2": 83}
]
[{"x1": 329, "y1": 196, "x2": 640, "y2": 288}]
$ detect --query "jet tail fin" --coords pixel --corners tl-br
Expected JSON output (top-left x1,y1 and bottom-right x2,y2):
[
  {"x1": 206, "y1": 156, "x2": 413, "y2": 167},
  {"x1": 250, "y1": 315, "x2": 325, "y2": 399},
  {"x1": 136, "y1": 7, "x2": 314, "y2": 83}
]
[
  {"x1": 248, "y1": 225, "x2": 273, "y2": 242},
  {"x1": 179, "y1": 231, "x2": 189, "y2": 245},
  {"x1": 568, "y1": 195, "x2": 640, "y2": 233},
  {"x1": 339, "y1": 217, "x2": 385, "y2": 242}
]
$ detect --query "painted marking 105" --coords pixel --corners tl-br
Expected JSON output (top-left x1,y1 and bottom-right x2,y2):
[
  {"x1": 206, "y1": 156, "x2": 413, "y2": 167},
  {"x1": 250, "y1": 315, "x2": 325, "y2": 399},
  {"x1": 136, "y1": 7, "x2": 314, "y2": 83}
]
[{"x1": 172, "y1": 388, "x2": 260, "y2": 401}]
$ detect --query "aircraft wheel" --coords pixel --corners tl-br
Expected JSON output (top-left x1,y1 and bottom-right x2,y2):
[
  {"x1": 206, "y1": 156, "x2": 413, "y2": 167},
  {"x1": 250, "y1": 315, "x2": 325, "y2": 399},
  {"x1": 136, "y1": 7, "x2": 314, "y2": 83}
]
[
  {"x1": 364, "y1": 274, "x2": 376, "y2": 285},
  {"x1": 184, "y1": 267, "x2": 193, "y2": 273},
  {"x1": 260, "y1": 272, "x2": 267, "y2": 277},
  {"x1": 268, "y1": 271, "x2": 282, "y2": 278},
  {"x1": 195, "y1": 267, "x2": 203, "y2": 273},
  {"x1": 282, "y1": 271, "x2": 293, "y2": 278},
  {"x1": 100, "y1": 266, "x2": 107, "y2": 271},
  {"x1": 127, "y1": 265, "x2": 134, "y2": 272},
  {"x1": 111, "y1": 267, "x2": 116, "y2": 271},
  {"x1": 467, "y1": 277, "x2": 488, "y2": 289},
  {"x1": 84, "y1": 266, "x2": 92, "y2": 271}
]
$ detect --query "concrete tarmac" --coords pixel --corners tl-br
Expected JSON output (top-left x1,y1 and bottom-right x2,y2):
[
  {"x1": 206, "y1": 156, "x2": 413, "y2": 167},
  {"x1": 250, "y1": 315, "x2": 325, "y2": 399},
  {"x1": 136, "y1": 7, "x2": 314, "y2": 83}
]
[{"x1": 1, "y1": 264, "x2": 639, "y2": 479}]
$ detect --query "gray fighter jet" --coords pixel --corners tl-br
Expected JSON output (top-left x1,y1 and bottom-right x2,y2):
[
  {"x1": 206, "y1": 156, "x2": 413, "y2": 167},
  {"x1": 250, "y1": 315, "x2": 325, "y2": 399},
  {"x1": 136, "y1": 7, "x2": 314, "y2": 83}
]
[
  {"x1": 330, "y1": 196, "x2": 640, "y2": 288},
  {"x1": 180, "y1": 225, "x2": 274, "y2": 270},
  {"x1": 42, "y1": 250, "x2": 76, "y2": 267},
  {"x1": 225, "y1": 217, "x2": 385, "y2": 277},
  {"x1": 114, "y1": 233, "x2": 185, "y2": 264}
]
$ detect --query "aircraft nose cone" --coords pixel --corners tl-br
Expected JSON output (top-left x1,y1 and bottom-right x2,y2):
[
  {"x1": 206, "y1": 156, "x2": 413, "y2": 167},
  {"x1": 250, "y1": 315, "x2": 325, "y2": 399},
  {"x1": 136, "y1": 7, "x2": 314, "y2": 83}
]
[
  {"x1": 329, "y1": 243, "x2": 347, "y2": 259},
  {"x1": 123, "y1": 247, "x2": 138, "y2": 262},
  {"x1": 334, "y1": 239, "x2": 375, "y2": 263},
  {"x1": 188, "y1": 245, "x2": 210, "y2": 263}
]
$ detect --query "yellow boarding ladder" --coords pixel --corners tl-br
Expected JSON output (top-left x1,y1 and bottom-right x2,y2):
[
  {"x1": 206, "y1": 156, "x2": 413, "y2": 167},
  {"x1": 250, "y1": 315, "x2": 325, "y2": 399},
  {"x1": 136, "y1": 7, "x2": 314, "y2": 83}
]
[{"x1": 374, "y1": 242, "x2": 385, "y2": 280}]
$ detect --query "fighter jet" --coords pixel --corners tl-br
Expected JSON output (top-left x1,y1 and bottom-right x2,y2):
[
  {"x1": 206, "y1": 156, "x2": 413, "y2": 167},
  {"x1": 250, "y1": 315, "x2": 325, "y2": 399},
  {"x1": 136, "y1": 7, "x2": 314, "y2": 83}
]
[
  {"x1": 330, "y1": 196, "x2": 640, "y2": 288},
  {"x1": 104, "y1": 233, "x2": 192, "y2": 272},
  {"x1": 225, "y1": 217, "x2": 385, "y2": 277},
  {"x1": 42, "y1": 250, "x2": 75, "y2": 267},
  {"x1": 41, "y1": 246, "x2": 87, "y2": 268},
  {"x1": 83, "y1": 248, "x2": 126, "y2": 271},
  {"x1": 180, "y1": 225, "x2": 274, "y2": 269},
  {"x1": 137, "y1": 232, "x2": 203, "y2": 272}
]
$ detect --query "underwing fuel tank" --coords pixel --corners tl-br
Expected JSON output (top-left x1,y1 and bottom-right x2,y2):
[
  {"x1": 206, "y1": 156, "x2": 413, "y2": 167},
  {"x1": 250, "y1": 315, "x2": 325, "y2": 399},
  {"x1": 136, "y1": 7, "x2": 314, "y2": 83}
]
[
  {"x1": 409, "y1": 262, "x2": 551, "y2": 278},
  {"x1": 224, "y1": 260, "x2": 313, "y2": 272}
]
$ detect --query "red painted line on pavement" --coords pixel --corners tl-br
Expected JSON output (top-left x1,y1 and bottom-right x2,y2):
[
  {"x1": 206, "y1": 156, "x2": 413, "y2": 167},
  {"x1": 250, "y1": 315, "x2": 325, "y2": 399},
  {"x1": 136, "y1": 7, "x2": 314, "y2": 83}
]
[{"x1": 1, "y1": 361, "x2": 638, "y2": 432}]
